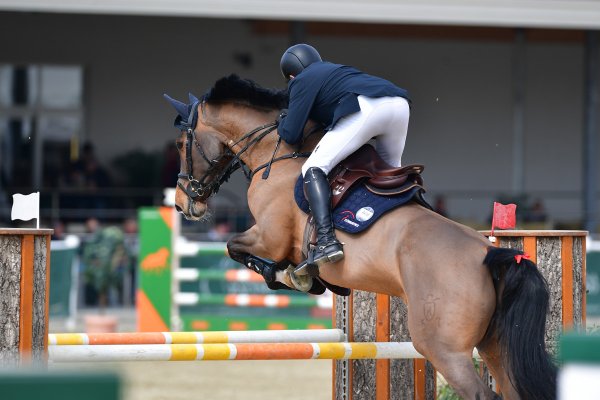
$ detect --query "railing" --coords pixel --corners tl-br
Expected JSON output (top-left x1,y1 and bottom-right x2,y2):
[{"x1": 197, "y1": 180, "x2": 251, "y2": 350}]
[
  {"x1": 0, "y1": 187, "x2": 252, "y2": 234},
  {"x1": 1, "y1": 186, "x2": 597, "y2": 232}
]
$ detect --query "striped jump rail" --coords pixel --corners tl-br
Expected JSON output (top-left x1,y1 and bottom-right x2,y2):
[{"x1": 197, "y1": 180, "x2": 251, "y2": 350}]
[
  {"x1": 49, "y1": 342, "x2": 480, "y2": 363},
  {"x1": 175, "y1": 293, "x2": 333, "y2": 309},
  {"x1": 176, "y1": 268, "x2": 265, "y2": 283},
  {"x1": 49, "y1": 329, "x2": 346, "y2": 346}
]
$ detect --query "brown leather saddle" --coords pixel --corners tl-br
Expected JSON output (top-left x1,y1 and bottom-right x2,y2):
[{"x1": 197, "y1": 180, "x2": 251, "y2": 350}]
[{"x1": 328, "y1": 144, "x2": 425, "y2": 208}]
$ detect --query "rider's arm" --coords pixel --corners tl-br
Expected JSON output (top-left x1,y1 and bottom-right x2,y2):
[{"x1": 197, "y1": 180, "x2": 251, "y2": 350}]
[{"x1": 277, "y1": 82, "x2": 315, "y2": 145}]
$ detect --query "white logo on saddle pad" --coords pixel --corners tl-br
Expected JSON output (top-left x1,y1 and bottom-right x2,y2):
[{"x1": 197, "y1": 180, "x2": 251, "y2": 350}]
[{"x1": 356, "y1": 207, "x2": 375, "y2": 222}]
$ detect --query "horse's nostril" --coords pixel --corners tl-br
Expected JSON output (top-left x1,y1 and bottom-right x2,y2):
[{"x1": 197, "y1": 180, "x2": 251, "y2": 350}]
[{"x1": 175, "y1": 205, "x2": 183, "y2": 213}]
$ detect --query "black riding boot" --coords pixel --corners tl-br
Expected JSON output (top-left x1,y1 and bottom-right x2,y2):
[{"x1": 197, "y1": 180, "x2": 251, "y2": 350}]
[{"x1": 304, "y1": 167, "x2": 344, "y2": 266}]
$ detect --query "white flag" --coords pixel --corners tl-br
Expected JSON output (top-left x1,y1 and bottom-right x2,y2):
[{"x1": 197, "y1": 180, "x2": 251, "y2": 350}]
[{"x1": 11, "y1": 192, "x2": 40, "y2": 226}]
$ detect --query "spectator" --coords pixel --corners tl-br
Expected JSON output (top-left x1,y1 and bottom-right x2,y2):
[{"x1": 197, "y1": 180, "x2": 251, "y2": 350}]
[
  {"x1": 52, "y1": 220, "x2": 66, "y2": 240},
  {"x1": 122, "y1": 217, "x2": 139, "y2": 305},
  {"x1": 161, "y1": 141, "x2": 180, "y2": 188},
  {"x1": 525, "y1": 199, "x2": 548, "y2": 223},
  {"x1": 208, "y1": 216, "x2": 233, "y2": 241},
  {"x1": 81, "y1": 224, "x2": 129, "y2": 309},
  {"x1": 81, "y1": 217, "x2": 101, "y2": 306},
  {"x1": 59, "y1": 142, "x2": 112, "y2": 216}
]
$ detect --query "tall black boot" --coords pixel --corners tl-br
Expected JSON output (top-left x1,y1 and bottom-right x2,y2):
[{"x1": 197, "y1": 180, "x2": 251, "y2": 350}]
[{"x1": 304, "y1": 167, "x2": 344, "y2": 266}]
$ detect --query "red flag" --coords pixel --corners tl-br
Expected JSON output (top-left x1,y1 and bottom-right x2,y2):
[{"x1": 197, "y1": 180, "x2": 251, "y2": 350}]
[{"x1": 491, "y1": 202, "x2": 516, "y2": 235}]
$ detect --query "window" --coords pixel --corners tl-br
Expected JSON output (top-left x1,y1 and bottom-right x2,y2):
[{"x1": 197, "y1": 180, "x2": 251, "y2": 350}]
[{"x1": 0, "y1": 64, "x2": 84, "y2": 191}]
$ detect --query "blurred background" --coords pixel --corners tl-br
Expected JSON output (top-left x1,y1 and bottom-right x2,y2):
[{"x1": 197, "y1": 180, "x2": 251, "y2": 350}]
[
  {"x1": 0, "y1": 1, "x2": 599, "y2": 236},
  {"x1": 1, "y1": 2, "x2": 600, "y2": 398}
]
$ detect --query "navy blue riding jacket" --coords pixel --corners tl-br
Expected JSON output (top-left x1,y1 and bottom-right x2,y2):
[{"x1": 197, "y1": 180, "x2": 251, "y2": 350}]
[{"x1": 277, "y1": 61, "x2": 410, "y2": 145}]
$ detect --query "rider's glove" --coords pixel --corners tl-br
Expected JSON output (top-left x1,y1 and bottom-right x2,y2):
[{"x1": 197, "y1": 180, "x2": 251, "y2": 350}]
[{"x1": 276, "y1": 109, "x2": 288, "y2": 126}]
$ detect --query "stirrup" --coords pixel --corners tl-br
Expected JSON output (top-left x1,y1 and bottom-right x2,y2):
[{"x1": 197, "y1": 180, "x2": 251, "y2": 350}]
[
  {"x1": 294, "y1": 260, "x2": 319, "y2": 277},
  {"x1": 294, "y1": 241, "x2": 344, "y2": 276},
  {"x1": 311, "y1": 243, "x2": 344, "y2": 266}
]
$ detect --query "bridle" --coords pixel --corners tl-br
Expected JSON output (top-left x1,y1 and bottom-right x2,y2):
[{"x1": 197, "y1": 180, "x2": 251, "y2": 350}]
[{"x1": 177, "y1": 99, "x2": 312, "y2": 203}]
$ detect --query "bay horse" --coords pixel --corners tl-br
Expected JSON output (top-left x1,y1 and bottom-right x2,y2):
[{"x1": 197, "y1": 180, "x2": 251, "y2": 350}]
[{"x1": 165, "y1": 75, "x2": 556, "y2": 400}]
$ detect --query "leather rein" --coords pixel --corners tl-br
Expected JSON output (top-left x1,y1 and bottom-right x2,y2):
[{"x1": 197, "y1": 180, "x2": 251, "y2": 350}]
[{"x1": 177, "y1": 99, "x2": 311, "y2": 202}]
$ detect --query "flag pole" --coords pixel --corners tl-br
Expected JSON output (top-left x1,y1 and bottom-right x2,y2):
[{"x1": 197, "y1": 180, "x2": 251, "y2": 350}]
[{"x1": 36, "y1": 191, "x2": 40, "y2": 229}]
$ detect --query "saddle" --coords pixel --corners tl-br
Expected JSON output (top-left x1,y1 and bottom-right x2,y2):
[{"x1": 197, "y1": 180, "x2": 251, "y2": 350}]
[{"x1": 329, "y1": 144, "x2": 425, "y2": 208}]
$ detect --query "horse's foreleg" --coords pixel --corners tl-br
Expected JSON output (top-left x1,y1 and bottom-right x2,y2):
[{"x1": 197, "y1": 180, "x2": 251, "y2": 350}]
[
  {"x1": 227, "y1": 224, "x2": 292, "y2": 262},
  {"x1": 226, "y1": 225, "x2": 287, "y2": 288},
  {"x1": 227, "y1": 226, "x2": 315, "y2": 292}
]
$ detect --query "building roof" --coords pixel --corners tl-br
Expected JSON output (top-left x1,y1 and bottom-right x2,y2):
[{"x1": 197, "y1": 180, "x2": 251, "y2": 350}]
[{"x1": 1, "y1": 0, "x2": 600, "y2": 30}]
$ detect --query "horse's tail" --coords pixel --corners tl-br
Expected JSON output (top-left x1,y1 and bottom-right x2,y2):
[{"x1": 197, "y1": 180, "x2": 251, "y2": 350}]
[{"x1": 483, "y1": 246, "x2": 557, "y2": 400}]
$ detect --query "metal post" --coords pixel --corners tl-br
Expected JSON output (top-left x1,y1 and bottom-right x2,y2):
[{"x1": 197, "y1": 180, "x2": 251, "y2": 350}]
[{"x1": 584, "y1": 31, "x2": 599, "y2": 234}]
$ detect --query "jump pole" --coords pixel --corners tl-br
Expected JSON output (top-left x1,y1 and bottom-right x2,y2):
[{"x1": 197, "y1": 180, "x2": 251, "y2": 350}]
[
  {"x1": 48, "y1": 342, "x2": 479, "y2": 363},
  {"x1": 0, "y1": 228, "x2": 53, "y2": 366},
  {"x1": 49, "y1": 329, "x2": 346, "y2": 346}
]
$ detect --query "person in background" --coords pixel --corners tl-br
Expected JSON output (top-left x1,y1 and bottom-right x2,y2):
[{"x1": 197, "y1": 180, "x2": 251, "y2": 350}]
[
  {"x1": 80, "y1": 217, "x2": 101, "y2": 306},
  {"x1": 207, "y1": 216, "x2": 233, "y2": 242},
  {"x1": 122, "y1": 217, "x2": 139, "y2": 305},
  {"x1": 525, "y1": 199, "x2": 548, "y2": 223},
  {"x1": 161, "y1": 141, "x2": 180, "y2": 188},
  {"x1": 52, "y1": 220, "x2": 66, "y2": 240}
]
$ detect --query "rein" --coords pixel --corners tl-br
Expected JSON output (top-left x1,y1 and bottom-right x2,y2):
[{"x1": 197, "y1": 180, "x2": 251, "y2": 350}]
[{"x1": 178, "y1": 100, "x2": 310, "y2": 202}]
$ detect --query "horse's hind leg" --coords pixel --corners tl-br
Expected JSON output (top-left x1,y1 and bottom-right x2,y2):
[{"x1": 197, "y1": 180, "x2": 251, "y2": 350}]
[
  {"x1": 477, "y1": 339, "x2": 519, "y2": 400},
  {"x1": 423, "y1": 349, "x2": 499, "y2": 400},
  {"x1": 406, "y1": 292, "x2": 499, "y2": 399}
]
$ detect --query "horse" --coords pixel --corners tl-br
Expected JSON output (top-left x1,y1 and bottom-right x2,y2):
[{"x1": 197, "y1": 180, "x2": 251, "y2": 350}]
[{"x1": 165, "y1": 75, "x2": 557, "y2": 400}]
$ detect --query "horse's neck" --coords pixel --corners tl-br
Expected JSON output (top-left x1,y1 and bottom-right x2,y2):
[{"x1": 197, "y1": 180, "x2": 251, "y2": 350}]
[
  {"x1": 207, "y1": 103, "x2": 316, "y2": 170},
  {"x1": 205, "y1": 104, "x2": 282, "y2": 170}
]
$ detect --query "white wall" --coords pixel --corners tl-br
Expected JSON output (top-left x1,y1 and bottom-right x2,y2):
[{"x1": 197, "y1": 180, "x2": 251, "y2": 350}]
[{"x1": 0, "y1": 12, "x2": 597, "y2": 225}]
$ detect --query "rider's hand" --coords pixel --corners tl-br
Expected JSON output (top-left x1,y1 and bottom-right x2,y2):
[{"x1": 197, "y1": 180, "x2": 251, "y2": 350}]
[{"x1": 276, "y1": 109, "x2": 288, "y2": 126}]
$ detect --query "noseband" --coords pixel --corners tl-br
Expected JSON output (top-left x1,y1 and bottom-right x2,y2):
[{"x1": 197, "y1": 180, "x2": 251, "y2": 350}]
[{"x1": 177, "y1": 100, "x2": 311, "y2": 203}]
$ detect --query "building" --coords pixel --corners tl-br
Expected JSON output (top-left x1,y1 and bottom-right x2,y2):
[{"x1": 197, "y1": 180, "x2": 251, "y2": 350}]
[{"x1": 0, "y1": 1, "x2": 598, "y2": 232}]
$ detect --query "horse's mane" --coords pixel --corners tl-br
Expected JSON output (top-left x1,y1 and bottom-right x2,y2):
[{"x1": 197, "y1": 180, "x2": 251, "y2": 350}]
[{"x1": 204, "y1": 74, "x2": 289, "y2": 110}]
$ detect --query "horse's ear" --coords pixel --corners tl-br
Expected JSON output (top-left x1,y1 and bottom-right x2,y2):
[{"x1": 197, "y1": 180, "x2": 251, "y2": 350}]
[
  {"x1": 163, "y1": 94, "x2": 189, "y2": 119},
  {"x1": 188, "y1": 92, "x2": 200, "y2": 104}
]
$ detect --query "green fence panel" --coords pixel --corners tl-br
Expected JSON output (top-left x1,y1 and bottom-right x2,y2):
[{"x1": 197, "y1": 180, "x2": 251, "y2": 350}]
[
  {"x1": 0, "y1": 371, "x2": 120, "y2": 400},
  {"x1": 49, "y1": 246, "x2": 77, "y2": 317},
  {"x1": 587, "y1": 252, "x2": 600, "y2": 317}
]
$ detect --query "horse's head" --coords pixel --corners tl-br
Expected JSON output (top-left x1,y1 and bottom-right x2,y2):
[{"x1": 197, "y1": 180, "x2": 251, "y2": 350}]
[
  {"x1": 165, "y1": 75, "x2": 289, "y2": 221},
  {"x1": 165, "y1": 93, "x2": 236, "y2": 221}
]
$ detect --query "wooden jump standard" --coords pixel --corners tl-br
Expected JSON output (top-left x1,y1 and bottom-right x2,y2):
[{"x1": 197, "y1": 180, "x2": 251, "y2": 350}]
[{"x1": 0, "y1": 228, "x2": 53, "y2": 366}]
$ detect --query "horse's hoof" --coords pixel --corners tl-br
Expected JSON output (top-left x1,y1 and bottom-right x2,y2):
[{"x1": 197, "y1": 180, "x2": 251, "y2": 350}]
[
  {"x1": 294, "y1": 261, "x2": 320, "y2": 277},
  {"x1": 285, "y1": 266, "x2": 313, "y2": 292}
]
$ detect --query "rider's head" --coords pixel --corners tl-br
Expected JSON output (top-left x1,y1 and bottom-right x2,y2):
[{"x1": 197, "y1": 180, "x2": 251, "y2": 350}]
[{"x1": 280, "y1": 44, "x2": 322, "y2": 81}]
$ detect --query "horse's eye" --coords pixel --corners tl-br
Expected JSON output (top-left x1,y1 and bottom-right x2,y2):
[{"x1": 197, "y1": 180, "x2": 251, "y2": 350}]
[{"x1": 175, "y1": 141, "x2": 184, "y2": 150}]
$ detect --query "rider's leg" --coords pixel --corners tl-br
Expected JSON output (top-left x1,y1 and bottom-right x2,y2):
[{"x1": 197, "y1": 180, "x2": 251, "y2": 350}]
[
  {"x1": 301, "y1": 95, "x2": 409, "y2": 176},
  {"x1": 303, "y1": 167, "x2": 345, "y2": 266},
  {"x1": 373, "y1": 97, "x2": 410, "y2": 167}
]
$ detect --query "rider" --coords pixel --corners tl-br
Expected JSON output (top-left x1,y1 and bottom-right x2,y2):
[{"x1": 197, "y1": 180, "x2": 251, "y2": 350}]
[{"x1": 277, "y1": 43, "x2": 411, "y2": 270}]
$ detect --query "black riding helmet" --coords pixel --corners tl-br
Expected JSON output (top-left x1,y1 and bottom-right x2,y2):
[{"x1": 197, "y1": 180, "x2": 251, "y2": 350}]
[{"x1": 280, "y1": 44, "x2": 322, "y2": 81}]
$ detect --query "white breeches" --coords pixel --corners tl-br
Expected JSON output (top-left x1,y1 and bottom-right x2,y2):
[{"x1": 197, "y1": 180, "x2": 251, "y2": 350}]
[{"x1": 302, "y1": 95, "x2": 410, "y2": 176}]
